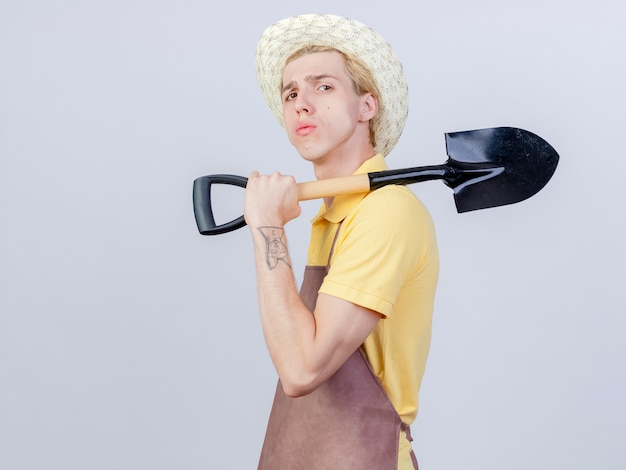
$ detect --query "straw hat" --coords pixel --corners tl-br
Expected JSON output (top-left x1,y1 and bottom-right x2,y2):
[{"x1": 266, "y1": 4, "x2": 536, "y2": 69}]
[{"x1": 256, "y1": 14, "x2": 409, "y2": 157}]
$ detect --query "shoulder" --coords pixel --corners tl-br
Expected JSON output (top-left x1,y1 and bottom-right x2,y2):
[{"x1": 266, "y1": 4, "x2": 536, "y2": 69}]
[
  {"x1": 344, "y1": 185, "x2": 434, "y2": 236},
  {"x1": 324, "y1": 185, "x2": 438, "y2": 314},
  {"x1": 332, "y1": 185, "x2": 437, "y2": 268},
  {"x1": 364, "y1": 184, "x2": 427, "y2": 212}
]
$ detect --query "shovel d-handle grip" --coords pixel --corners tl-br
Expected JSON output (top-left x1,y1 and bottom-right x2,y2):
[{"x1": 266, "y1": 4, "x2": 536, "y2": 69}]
[
  {"x1": 193, "y1": 173, "x2": 371, "y2": 235},
  {"x1": 193, "y1": 174, "x2": 248, "y2": 235}
]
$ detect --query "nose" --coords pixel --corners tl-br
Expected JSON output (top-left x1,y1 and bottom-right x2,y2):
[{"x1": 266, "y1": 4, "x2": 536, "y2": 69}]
[{"x1": 295, "y1": 90, "x2": 313, "y2": 115}]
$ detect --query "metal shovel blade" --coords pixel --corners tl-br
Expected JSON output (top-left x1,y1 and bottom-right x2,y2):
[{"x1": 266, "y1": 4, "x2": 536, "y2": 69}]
[{"x1": 445, "y1": 127, "x2": 559, "y2": 212}]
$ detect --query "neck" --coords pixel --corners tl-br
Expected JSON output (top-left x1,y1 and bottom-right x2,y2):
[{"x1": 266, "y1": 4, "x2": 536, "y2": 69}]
[
  {"x1": 313, "y1": 144, "x2": 377, "y2": 209},
  {"x1": 313, "y1": 145, "x2": 376, "y2": 180}
]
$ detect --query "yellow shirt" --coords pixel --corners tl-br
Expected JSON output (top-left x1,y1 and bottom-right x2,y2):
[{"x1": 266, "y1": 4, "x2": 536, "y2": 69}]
[{"x1": 307, "y1": 154, "x2": 439, "y2": 426}]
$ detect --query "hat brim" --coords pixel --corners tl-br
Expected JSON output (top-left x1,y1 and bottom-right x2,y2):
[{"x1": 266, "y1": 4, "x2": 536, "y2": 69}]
[{"x1": 256, "y1": 14, "x2": 409, "y2": 157}]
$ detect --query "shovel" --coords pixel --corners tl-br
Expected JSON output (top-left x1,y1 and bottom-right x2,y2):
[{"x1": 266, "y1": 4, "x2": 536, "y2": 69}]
[{"x1": 192, "y1": 127, "x2": 559, "y2": 235}]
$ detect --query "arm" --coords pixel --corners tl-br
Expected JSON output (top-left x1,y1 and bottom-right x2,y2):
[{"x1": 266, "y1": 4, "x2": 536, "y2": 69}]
[{"x1": 244, "y1": 171, "x2": 380, "y2": 397}]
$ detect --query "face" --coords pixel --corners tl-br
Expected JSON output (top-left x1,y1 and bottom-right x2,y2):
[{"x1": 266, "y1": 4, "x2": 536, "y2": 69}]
[{"x1": 281, "y1": 51, "x2": 375, "y2": 166}]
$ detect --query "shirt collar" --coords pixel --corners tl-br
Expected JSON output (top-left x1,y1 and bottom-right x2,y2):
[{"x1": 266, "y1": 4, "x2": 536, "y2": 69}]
[{"x1": 311, "y1": 154, "x2": 388, "y2": 224}]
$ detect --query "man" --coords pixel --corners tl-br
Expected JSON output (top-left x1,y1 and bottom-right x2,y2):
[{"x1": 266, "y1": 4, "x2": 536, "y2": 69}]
[{"x1": 245, "y1": 14, "x2": 439, "y2": 469}]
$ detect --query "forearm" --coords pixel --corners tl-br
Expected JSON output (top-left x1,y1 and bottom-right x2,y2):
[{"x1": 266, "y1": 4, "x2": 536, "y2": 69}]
[
  {"x1": 250, "y1": 224, "x2": 320, "y2": 394},
  {"x1": 243, "y1": 171, "x2": 377, "y2": 396}
]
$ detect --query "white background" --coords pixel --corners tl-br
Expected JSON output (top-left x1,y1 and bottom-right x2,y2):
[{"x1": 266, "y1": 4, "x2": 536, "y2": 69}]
[{"x1": 1, "y1": 1, "x2": 624, "y2": 468}]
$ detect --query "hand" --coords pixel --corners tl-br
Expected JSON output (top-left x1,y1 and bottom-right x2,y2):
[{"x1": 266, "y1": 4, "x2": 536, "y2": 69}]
[{"x1": 244, "y1": 171, "x2": 302, "y2": 228}]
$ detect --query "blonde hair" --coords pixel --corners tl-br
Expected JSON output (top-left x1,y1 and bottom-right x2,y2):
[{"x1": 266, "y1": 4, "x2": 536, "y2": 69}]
[{"x1": 284, "y1": 45, "x2": 381, "y2": 149}]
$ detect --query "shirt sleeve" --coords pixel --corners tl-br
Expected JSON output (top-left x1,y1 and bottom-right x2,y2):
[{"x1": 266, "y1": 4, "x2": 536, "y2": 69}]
[{"x1": 319, "y1": 186, "x2": 430, "y2": 317}]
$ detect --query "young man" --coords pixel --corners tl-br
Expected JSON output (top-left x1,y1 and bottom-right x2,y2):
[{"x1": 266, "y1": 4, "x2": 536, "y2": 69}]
[{"x1": 246, "y1": 14, "x2": 439, "y2": 469}]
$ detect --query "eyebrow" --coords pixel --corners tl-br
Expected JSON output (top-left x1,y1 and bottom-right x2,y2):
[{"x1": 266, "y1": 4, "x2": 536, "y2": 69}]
[{"x1": 281, "y1": 74, "x2": 338, "y2": 95}]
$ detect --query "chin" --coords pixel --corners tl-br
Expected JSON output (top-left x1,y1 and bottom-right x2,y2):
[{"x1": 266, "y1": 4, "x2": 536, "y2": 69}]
[{"x1": 297, "y1": 143, "x2": 330, "y2": 162}]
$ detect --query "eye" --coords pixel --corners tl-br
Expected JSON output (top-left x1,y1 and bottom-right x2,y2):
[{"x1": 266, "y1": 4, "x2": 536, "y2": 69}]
[
  {"x1": 284, "y1": 91, "x2": 297, "y2": 102},
  {"x1": 318, "y1": 84, "x2": 332, "y2": 92}
]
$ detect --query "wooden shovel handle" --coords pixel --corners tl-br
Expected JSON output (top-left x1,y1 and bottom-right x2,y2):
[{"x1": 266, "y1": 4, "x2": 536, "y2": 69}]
[{"x1": 296, "y1": 174, "x2": 371, "y2": 201}]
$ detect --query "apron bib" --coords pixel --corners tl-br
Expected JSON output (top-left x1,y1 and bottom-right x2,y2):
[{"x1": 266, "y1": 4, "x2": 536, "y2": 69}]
[{"x1": 258, "y1": 230, "x2": 418, "y2": 469}]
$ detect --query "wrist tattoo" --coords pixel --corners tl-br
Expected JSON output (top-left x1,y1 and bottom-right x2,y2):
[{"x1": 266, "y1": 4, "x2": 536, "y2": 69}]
[{"x1": 257, "y1": 226, "x2": 291, "y2": 270}]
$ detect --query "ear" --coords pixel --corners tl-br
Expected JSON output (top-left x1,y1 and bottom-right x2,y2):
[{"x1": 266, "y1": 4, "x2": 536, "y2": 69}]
[{"x1": 359, "y1": 93, "x2": 378, "y2": 122}]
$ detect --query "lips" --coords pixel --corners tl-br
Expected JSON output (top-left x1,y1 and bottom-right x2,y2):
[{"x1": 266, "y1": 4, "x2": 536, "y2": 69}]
[{"x1": 296, "y1": 121, "x2": 316, "y2": 136}]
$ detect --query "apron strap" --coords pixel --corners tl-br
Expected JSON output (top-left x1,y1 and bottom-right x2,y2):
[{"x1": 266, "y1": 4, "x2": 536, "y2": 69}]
[
  {"x1": 326, "y1": 223, "x2": 343, "y2": 269},
  {"x1": 401, "y1": 423, "x2": 419, "y2": 470}
]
